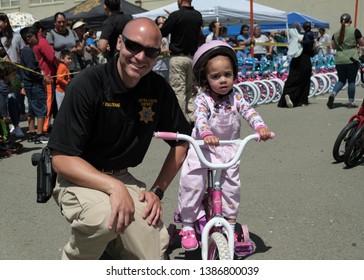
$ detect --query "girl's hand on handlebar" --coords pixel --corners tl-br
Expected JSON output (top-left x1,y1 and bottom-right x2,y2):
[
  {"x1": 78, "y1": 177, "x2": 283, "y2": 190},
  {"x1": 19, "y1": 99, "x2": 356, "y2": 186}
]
[
  {"x1": 139, "y1": 191, "x2": 162, "y2": 227},
  {"x1": 256, "y1": 126, "x2": 271, "y2": 141},
  {"x1": 203, "y1": 135, "x2": 220, "y2": 146}
]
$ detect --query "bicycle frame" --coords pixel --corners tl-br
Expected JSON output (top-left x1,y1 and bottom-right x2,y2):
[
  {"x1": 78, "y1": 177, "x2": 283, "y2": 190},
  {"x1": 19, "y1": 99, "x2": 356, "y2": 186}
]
[
  {"x1": 333, "y1": 57, "x2": 364, "y2": 166},
  {"x1": 155, "y1": 131, "x2": 274, "y2": 260},
  {"x1": 201, "y1": 167, "x2": 235, "y2": 260},
  {"x1": 348, "y1": 57, "x2": 364, "y2": 128}
]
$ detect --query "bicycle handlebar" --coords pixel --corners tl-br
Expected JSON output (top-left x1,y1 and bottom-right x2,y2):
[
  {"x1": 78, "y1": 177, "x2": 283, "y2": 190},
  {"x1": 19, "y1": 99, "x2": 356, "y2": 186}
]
[{"x1": 154, "y1": 131, "x2": 275, "y2": 170}]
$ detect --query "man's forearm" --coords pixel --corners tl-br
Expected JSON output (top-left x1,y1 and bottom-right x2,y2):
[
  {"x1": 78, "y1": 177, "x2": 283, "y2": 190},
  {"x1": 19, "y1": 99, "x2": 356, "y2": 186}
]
[{"x1": 152, "y1": 142, "x2": 189, "y2": 192}]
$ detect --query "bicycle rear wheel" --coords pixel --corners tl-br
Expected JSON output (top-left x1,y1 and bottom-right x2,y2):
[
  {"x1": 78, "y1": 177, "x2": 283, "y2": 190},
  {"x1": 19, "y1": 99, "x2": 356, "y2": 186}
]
[
  {"x1": 332, "y1": 121, "x2": 359, "y2": 162},
  {"x1": 344, "y1": 125, "x2": 364, "y2": 167},
  {"x1": 207, "y1": 232, "x2": 231, "y2": 260}
]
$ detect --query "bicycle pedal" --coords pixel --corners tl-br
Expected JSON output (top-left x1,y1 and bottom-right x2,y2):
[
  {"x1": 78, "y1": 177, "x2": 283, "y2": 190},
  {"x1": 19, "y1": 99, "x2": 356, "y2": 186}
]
[
  {"x1": 173, "y1": 210, "x2": 182, "y2": 223},
  {"x1": 234, "y1": 241, "x2": 255, "y2": 256}
]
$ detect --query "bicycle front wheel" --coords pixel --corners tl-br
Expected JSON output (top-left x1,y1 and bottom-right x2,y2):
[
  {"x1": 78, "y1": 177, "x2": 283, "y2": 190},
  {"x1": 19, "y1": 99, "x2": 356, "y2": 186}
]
[
  {"x1": 332, "y1": 121, "x2": 359, "y2": 162},
  {"x1": 207, "y1": 232, "x2": 231, "y2": 260},
  {"x1": 344, "y1": 125, "x2": 364, "y2": 167}
]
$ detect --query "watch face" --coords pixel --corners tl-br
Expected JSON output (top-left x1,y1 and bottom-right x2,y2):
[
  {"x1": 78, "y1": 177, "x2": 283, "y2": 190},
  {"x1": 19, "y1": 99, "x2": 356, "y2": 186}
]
[{"x1": 151, "y1": 187, "x2": 163, "y2": 200}]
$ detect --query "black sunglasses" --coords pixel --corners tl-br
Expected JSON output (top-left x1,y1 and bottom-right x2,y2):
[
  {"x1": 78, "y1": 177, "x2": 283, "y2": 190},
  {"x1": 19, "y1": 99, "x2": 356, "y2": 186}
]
[{"x1": 122, "y1": 35, "x2": 161, "y2": 59}]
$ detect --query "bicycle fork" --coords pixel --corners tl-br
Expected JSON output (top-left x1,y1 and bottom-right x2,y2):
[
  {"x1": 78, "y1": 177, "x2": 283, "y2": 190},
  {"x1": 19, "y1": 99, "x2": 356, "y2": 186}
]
[{"x1": 201, "y1": 169, "x2": 235, "y2": 260}]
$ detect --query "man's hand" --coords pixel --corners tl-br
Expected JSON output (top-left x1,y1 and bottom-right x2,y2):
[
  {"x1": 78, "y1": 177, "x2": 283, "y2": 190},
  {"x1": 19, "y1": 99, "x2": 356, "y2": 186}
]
[
  {"x1": 139, "y1": 191, "x2": 162, "y2": 227},
  {"x1": 108, "y1": 184, "x2": 135, "y2": 234}
]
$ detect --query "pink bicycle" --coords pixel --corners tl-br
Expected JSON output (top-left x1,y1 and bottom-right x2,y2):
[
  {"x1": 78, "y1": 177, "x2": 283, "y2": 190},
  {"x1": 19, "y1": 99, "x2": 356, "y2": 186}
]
[{"x1": 154, "y1": 131, "x2": 274, "y2": 260}]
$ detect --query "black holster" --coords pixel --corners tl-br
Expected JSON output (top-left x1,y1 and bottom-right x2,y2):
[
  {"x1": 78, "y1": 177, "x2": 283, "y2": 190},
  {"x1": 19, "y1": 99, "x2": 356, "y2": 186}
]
[{"x1": 31, "y1": 147, "x2": 56, "y2": 203}]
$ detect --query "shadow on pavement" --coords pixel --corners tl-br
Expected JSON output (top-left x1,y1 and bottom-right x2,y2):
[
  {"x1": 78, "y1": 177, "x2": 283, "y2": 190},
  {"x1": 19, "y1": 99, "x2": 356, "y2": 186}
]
[{"x1": 167, "y1": 231, "x2": 272, "y2": 260}]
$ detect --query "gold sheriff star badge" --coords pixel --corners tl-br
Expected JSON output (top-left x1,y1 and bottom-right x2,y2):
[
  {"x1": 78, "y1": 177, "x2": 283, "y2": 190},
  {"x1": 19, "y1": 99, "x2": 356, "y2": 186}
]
[{"x1": 139, "y1": 106, "x2": 155, "y2": 124}]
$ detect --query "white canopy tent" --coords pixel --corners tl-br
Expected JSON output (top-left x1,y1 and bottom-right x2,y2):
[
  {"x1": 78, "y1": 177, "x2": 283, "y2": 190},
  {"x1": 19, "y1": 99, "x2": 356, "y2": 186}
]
[{"x1": 133, "y1": 0, "x2": 287, "y2": 25}]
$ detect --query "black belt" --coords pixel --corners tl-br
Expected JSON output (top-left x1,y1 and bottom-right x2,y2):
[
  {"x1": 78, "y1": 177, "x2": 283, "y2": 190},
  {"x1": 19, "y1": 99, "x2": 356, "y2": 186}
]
[{"x1": 99, "y1": 168, "x2": 127, "y2": 175}]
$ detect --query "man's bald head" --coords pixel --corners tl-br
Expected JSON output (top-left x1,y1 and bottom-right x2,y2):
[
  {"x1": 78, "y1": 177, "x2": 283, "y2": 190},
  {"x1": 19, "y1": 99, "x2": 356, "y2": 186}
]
[{"x1": 123, "y1": 17, "x2": 162, "y2": 47}]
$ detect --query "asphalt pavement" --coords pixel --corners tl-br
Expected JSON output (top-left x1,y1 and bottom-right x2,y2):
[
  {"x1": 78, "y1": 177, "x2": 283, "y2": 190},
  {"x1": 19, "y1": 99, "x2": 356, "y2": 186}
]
[{"x1": 1, "y1": 86, "x2": 364, "y2": 260}]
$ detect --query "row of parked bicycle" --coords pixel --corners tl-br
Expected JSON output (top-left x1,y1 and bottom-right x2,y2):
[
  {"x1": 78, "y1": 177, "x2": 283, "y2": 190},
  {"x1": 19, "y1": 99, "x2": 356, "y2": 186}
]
[
  {"x1": 234, "y1": 54, "x2": 364, "y2": 168},
  {"x1": 234, "y1": 54, "x2": 363, "y2": 107}
]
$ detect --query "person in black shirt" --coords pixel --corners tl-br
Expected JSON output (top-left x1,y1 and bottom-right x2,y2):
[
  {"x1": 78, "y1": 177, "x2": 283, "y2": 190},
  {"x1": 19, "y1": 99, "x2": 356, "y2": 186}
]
[
  {"x1": 48, "y1": 17, "x2": 191, "y2": 260},
  {"x1": 99, "y1": 0, "x2": 133, "y2": 60},
  {"x1": 161, "y1": 0, "x2": 203, "y2": 124}
]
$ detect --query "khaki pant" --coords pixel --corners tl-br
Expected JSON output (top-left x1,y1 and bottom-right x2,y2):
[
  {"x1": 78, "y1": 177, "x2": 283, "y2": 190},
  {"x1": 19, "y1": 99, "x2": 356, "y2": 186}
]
[
  {"x1": 169, "y1": 55, "x2": 194, "y2": 123},
  {"x1": 53, "y1": 170, "x2": 169, "y2": 260}
]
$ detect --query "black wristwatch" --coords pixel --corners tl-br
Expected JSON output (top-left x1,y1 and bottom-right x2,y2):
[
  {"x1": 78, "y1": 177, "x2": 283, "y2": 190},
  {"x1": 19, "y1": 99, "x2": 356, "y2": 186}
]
[{"x1": 149, "y1": 187, "x2": 164, "y2": 200}]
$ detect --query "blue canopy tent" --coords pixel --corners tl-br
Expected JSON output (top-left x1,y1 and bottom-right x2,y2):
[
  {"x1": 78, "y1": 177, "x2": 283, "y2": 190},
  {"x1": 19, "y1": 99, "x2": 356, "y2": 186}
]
[
  {"x1": 285, "y1": 12, "x2": 330, "y2": 29},
  {"x1": 205, "y1": 11, "x2": 330, "y2": 37}
]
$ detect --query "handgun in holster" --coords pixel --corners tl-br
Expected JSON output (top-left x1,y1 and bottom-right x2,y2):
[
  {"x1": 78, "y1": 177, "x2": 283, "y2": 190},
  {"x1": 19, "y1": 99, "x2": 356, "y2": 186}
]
[{"x1": 31, "y1": 146, "x2": 57, "y2": 203}]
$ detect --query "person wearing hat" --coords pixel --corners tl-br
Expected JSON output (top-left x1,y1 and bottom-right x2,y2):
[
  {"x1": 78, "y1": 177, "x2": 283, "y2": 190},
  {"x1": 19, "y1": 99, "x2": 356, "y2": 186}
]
[
  {"x1": 72, "y1": 21, "x2": 86, "y2": 31},
  {"x1": 72, "y1": 21, "x2": 89, "y2": 69},
  {"x1": 327, "y1": 13, "x2": 364, "y2": 109}
]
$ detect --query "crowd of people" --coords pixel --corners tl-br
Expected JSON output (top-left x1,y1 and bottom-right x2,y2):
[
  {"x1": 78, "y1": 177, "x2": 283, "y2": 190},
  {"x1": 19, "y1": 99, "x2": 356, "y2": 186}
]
[
  {"x1": 1, "y1": 0, "x2": 340, "y2": 148},
  {"x1": 1, "y1": 0, "x2": 364, "y2": 260}
]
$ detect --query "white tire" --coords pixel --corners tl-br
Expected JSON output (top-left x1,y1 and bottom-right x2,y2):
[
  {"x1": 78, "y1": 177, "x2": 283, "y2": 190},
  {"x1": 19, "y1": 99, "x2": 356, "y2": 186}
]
[{"x1": 235, "y1": 82, "x2": 259, "y2": 106}]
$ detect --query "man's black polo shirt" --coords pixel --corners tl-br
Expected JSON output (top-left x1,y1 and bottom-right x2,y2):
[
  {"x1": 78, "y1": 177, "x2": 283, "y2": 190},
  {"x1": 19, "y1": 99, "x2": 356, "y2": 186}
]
[
  {"x1": 100, "y1": 11, "x2": 133, "y2": 58},
  {"x1": 48, "y1": 56, "x2": 191, "y2": 170},
  {"x1": 161, "y1": 6, "x2": 203, "y2": 55}
]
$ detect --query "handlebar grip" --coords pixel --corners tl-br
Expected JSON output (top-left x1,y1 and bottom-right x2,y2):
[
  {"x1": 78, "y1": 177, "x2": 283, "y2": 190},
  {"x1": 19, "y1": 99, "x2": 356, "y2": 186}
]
[
  {"x1": 256, "y1": 131, "x2": 275, "y2": 141},
  {"x1": 154, "y1": 132, "x2": 178, "y2": 141}
]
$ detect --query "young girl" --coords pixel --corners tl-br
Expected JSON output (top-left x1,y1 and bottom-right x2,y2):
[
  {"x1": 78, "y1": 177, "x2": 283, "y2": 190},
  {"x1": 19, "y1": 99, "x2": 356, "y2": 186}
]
[
  {"x1": 178, "y1": 40, "x2": 271, "y2": 251},
  {"x1": 55, "y1": 49, "x2": 72, "y2": 109}
]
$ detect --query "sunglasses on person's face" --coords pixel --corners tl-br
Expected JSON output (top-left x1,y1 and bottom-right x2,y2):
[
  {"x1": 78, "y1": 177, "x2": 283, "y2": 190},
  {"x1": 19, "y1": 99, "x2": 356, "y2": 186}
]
[{"x1": 122, "y1": 35, "x2": 161, "y2": 59}]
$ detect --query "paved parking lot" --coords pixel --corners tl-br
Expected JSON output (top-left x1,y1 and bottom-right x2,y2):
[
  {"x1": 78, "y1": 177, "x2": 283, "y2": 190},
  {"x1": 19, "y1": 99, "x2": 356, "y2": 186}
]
[{"x1": 1, "y1": 86, "x2": 364, "y2": 260}]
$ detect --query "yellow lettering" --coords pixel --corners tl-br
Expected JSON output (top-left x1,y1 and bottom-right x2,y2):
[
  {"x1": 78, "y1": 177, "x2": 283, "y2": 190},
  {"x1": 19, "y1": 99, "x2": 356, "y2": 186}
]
[{"x1": 103, "y1": 102, "x2": 120, "y2": 108}]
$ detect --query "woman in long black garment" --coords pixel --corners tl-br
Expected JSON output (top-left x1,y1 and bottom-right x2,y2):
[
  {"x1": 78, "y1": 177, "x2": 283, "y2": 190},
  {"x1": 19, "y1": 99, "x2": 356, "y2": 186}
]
[{"x1": 278, "y1": 22, "x2": 315, "y2": 108}]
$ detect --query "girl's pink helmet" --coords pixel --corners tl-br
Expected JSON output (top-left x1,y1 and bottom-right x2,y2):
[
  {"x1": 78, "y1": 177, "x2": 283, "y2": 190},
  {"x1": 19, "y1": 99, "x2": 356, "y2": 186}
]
[{"x1": 192, "y1": 40, "x2": 238, "y2": 85}]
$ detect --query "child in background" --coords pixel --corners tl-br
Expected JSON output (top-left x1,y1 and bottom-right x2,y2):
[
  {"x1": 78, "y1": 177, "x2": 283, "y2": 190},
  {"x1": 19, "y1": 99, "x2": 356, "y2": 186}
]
[
  {"x1": 55, "y1": 49, "x2": 72, "y2": 109},
  {"x1": 0, "y1": 61, "x2": 17, "y2": 142},
  {"x1": 85, "y1": 29, "x2": 99, "y2": 53},
  {"x1": 19, "y1": 27, "x2": 51, "y2": 144},
  {"x1": 84, "y1": 29, "x2": 100, "y2": 66},
  {"x1": 178, "y1": 41, "x2": 271, "y2": 251}
]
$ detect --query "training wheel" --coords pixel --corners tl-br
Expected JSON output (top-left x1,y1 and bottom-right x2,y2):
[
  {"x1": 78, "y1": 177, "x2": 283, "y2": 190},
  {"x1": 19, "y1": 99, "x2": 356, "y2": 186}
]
[{"x1": 241, "y1": 224, "x2": 251, "y2": 242}]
